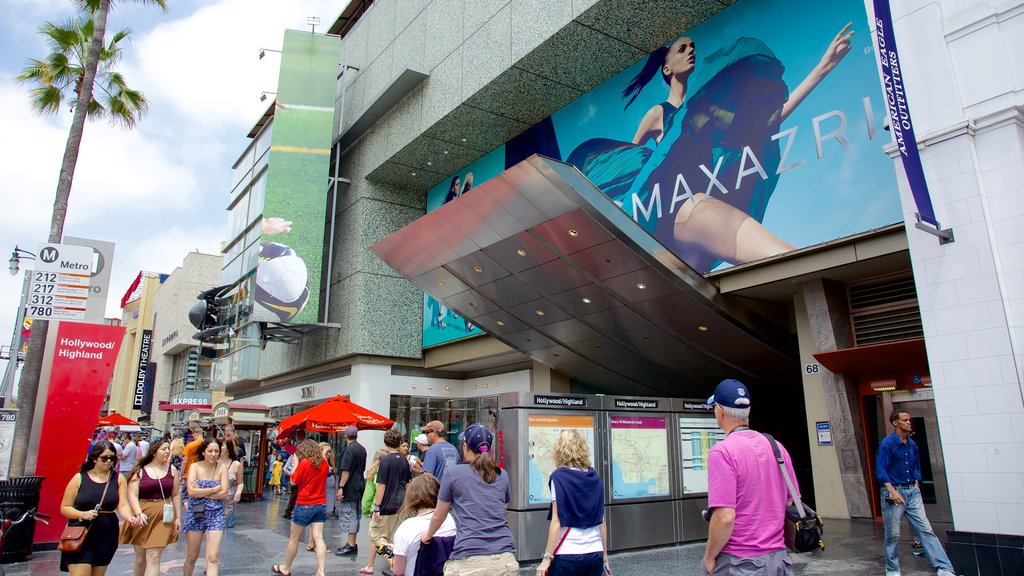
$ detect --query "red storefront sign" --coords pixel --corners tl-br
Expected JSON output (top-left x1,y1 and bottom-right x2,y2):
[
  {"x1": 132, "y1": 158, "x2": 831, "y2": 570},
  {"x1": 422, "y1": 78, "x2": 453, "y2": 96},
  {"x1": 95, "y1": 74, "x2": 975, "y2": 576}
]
[{"x1": 34, "y1": 322, "x2": 125, "y2": 543}]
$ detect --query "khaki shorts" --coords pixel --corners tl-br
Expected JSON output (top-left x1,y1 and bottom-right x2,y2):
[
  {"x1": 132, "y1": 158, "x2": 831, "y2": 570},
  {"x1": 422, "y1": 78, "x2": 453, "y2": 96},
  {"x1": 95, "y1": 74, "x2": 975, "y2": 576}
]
[
  {"x1": 444, "y1": 552, "x2": 519, "y2": 575},
  {"x1": 368, "y1": 513, "x2": 402, "y2": 545}
]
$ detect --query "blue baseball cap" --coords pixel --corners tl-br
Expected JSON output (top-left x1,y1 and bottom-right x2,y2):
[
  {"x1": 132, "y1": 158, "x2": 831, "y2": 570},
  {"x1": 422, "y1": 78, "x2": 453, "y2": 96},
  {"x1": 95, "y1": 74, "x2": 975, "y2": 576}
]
[
  {"x1": 463, "y1": 423, "x2": 493, "y2": 453},
  {"x1": 707, "y1": 379, "x2": 751, "y2": 408}
]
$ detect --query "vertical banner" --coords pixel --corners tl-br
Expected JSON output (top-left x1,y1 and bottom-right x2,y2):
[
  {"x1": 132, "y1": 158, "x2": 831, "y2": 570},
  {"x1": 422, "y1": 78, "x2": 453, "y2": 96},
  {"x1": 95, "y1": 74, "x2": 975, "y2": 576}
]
[
  {"x1": 132, "y1": 329, "x2": 152, "y2": 410},
  {"x1": 34, "y1": 322, "x2": 125, "y2": 543},
  {"x1": 140, "y1": 362, "x2": 157, "y2": 417},
  {"x1": 0, "y1": 409, "x2": 17, "y2": 480},
  {"x1": 251, "y1": 30, "x2": 340, "y2": 324},
  {"x1": 872, "y1": 0, "x2": 938, "y2": 227}
]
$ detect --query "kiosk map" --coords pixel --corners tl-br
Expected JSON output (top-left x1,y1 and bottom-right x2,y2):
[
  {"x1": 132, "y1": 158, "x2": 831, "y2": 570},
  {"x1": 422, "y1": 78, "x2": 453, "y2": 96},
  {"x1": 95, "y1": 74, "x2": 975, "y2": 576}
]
[
  {"x1": 527, "y1": 414, "x2": 595, "y2": 503},
  {"x1": 610, "y1": 416, "x2": 669, "y2": 498}
]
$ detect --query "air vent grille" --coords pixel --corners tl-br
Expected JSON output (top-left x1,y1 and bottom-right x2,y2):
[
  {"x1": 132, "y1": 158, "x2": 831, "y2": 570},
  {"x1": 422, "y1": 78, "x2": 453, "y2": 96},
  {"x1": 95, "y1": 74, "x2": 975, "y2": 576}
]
[{"x1": 848, "y1": 275, "x2": 923, "y2": 346}]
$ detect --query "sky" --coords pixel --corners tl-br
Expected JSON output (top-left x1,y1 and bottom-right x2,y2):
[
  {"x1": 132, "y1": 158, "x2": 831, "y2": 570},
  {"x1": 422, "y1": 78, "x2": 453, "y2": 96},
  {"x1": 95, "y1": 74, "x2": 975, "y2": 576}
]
[{"x1": 0, "y1": 0, "x2": 346, "y2": 379}]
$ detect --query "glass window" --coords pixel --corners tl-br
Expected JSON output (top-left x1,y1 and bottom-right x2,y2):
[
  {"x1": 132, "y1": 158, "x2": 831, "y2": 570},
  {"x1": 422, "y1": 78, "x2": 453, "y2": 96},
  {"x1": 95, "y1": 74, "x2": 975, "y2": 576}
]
[
  {"x1": 389, "y1": 395, "x2": 499, "y2": 458},
  {"x1": 228, "y1": 192, "x2": 250, "y2": 244},
  {"x1": 247, "y1": 171, "x2": 267, "y2": 224}
]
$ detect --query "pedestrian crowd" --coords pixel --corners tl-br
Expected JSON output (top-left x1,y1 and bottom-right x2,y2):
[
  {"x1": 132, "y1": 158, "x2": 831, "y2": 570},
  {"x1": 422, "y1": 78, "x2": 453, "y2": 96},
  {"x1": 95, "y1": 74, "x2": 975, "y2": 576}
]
[{"x1": 58, "y1": 378, "x2": 960, "y2": 576}]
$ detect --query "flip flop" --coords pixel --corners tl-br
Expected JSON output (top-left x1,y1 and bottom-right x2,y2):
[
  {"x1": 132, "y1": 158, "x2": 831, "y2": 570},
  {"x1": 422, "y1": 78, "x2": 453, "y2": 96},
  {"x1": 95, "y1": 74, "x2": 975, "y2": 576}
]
[
  {"x1": 306, "y1": 543, "x2": 316, "y2": 552},
  {"x1": 358, "y1": 567, "x2": 374, "y2": 574},
  {"x1": 271, "y1": 565, "x2": 291, "y2": 576}
]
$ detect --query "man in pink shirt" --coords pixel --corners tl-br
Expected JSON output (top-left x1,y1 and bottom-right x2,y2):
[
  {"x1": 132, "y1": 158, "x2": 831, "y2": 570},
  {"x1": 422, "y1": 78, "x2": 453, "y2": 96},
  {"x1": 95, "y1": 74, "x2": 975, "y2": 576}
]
[{"x1": 703, "y1": 379, "x2": 800, "y2": 575}]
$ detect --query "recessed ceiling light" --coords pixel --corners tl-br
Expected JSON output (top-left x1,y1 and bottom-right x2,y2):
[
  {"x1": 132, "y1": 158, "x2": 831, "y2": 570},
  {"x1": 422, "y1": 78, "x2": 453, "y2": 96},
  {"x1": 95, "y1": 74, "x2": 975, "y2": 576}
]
[
  {"x1": 581, "y1": 297, "x2": 592, "y2": 304},
  {"x1": 642, "y1": 336, "x2": 651, "y2": 341},
  {"x1": 443, "y1": 150, "x2": 449, "y2": 155},
  {"x1": 568, "y1": 229, "x2": 579, "y2": 237},
  {"x1": 437, "y1": 280, "x2": 445, "y2": 287},
  {"x1": 593, "y1": 345, "x2": 601, "y2": 350},
  {"x1": 516, "y1": 249, "x2": 527, "y2": 257},
  {"x1": 496, "y1": 320, "x2": 505, "y2": 326},
  {"x1": 553, "y1": 353, "x2": 560, "y2": 358},
  {"x1": 426, "y1": 161, "x2": 432, "y2": 166},
  {"x1": 411, "y1": 171, "x2": 417, "y2": 176},
  {"x1": 698, "y1": 325, "x2": 709, "y2": 332},
  {"x1": 472, "y1": 265, "x2": 483, "y2": 273},
  {"x1": 636, "y1": 282, "x2": 647, "y2": 289},
  {"x1": 461, "y1": 138, "x2": 467, "y2": 142},
  {"x1": 535, "y1": 310, "x2": 545, "y2": 316}
]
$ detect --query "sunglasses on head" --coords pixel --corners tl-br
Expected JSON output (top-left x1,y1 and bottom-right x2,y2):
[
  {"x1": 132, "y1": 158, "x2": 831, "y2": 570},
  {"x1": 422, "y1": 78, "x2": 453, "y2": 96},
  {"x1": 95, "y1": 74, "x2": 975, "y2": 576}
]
[{"x1": 97, "y1": 455, "x2": 116, "y2": 463}]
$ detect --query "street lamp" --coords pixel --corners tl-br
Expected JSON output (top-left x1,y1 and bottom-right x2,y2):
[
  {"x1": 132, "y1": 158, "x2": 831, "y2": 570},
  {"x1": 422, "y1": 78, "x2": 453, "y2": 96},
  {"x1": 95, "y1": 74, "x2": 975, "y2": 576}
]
[
  {"x1": 260, "y1": 91, "x2": 277, "y2": 102},
  {"x1": 8, "y1": 247, "x2": 36, "y2": 276},
  {"x1": 258, "y1": 47, "x2": 281, "y2": 60}
]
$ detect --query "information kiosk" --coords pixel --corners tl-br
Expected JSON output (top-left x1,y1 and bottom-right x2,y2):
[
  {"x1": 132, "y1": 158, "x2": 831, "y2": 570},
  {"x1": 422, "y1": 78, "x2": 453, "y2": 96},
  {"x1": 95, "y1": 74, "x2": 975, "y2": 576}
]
[
  {"x1": 498, "y1": 391, "x2": 716, "y2": 561},
  {"x1": 212, "y1": 402, "x2": 275, "y2": 501}
]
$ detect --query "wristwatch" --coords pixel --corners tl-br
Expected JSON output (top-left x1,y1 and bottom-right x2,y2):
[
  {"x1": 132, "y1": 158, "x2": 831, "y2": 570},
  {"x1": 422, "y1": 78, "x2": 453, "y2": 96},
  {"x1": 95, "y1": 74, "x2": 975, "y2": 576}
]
[{"x1": 542, "y1": 552, "x2": 555, "y2": 561}]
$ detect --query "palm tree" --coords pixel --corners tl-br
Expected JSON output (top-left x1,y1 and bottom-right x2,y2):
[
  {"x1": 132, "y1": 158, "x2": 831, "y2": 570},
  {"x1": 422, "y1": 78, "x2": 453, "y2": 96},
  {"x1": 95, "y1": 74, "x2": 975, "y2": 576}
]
[
  {"x1": 16, "y1": 17, "x2": 149, "y2": 128},
  {"x1": 9, "y1": 0, "x2": 166, "y2": 477}
]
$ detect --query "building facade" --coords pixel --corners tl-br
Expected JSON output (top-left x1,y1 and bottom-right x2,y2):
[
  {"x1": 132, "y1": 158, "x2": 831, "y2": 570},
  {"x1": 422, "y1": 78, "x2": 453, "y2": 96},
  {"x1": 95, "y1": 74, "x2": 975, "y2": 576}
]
[
  {"x1": 149, "y1": 252, "x2": 228, "y2": 428},
  {"x1": 106, "y1": 272, "x2": 164, "y2": 421},
  {"x1": 205, "y1": 1, "x2": 1022, "y2": 571}
]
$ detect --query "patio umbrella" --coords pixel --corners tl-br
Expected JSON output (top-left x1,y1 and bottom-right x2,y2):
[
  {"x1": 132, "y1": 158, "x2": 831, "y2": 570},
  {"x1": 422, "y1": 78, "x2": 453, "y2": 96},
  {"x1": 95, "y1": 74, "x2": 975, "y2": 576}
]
[
  {"x1": 97, "y1": 411, "x2": 142, "y2": 432},
  {"x1": 277, "y1": 395, "x2": 393, "y2": 438}
]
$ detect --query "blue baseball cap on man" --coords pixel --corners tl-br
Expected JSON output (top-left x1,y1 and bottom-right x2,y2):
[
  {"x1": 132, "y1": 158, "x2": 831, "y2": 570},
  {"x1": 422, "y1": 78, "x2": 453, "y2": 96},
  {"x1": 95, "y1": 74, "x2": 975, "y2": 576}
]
[{"x1": 707, "y1": 378, "x2": 751, "y2": 408}]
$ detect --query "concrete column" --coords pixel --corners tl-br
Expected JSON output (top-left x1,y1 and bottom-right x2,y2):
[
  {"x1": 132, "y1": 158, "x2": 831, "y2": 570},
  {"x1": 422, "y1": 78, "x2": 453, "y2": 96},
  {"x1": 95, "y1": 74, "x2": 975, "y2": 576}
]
[{"x1": 801, "y1": 278, "x2": 873, "y2": 518}]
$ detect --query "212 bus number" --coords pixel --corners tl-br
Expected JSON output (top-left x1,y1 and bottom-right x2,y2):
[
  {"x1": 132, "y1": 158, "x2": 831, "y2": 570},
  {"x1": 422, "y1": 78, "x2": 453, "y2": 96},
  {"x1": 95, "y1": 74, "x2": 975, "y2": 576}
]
[
  {"x1": 28, "y1": 306, "x2": 53, "y2": 317},
  {"x1": 33, "y1": 272, "x2": 57, "y2": 283}
]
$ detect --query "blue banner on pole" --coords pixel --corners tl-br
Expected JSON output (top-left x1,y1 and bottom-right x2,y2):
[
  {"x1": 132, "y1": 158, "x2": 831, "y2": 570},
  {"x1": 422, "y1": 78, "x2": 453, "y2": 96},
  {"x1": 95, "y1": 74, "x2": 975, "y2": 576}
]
[{"x1": 873, "y1": 0, "x2": 938, "y2": 227}]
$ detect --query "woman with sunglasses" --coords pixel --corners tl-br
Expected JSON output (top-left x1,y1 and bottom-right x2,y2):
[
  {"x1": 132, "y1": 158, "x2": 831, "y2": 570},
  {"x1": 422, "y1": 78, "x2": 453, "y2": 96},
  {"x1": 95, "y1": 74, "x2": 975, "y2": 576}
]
[
  {"x1": 182, "y1": 438, "x2": 229, "y2": 576},
  {"x1": 59, "y1": 440, "x2": 136, "y2": 575},
  {"x1": 120, "y1": 438, "x2": 182, "y2": 576}
]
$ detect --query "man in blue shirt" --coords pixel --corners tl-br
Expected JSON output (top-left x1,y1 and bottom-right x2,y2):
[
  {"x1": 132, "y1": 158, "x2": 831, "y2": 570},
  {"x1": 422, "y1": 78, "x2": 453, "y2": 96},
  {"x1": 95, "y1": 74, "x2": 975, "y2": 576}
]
[
  {"x1": 876, "y1": 409, "x2": 957, "y2": 576},
  {"x1": 420, "y1": 420, "x2": 460, "y2": 480}
]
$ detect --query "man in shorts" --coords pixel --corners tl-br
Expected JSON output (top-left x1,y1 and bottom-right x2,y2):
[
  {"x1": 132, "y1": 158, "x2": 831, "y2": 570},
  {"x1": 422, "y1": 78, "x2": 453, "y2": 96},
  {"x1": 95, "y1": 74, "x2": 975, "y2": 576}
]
[
  {"x1": 335, "y1": 426, "x2": 366, "y2": 557},
  {"x1": 703, "y1": 379, "x2": 800, "y2": 575},
  {"x1": 370, "y1": 428, "x2": 412, "y2": 557}
]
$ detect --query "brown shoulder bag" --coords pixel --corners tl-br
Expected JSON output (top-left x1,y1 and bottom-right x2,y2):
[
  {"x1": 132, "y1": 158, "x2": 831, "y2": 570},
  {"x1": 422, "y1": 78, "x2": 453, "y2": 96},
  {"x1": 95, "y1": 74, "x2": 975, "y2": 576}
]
[{"x1": 58, "y1": 473, "x2": 112, "y2": 553}]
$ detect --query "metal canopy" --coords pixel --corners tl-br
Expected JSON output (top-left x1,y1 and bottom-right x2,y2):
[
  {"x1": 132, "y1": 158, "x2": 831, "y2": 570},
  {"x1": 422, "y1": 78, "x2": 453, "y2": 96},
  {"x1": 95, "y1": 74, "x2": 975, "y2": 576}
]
[{"x1": 372, "y1": 155, "x2": 797, "y2": 397}]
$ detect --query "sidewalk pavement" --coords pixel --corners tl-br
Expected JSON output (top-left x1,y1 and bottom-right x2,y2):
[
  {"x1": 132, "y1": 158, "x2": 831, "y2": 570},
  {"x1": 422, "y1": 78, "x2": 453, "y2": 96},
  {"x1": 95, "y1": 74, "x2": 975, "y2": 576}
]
[{"x1": 2, "y1": 492, "x2": 949, "y2": 575}]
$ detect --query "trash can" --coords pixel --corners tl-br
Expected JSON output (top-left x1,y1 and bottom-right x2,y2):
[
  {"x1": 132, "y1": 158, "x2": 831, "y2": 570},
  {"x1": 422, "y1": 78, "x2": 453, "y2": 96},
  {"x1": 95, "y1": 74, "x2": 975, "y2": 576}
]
[{"x1": 0, "y1": 476, "x2": 45, "y2": 564}]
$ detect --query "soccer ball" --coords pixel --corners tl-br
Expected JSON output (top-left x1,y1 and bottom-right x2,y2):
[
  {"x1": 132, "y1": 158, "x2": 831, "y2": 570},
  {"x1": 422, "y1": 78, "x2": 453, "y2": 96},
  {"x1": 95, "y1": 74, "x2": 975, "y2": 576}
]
[{"x1": 254, "y1": 242, "x2": 310, "y2": 322}]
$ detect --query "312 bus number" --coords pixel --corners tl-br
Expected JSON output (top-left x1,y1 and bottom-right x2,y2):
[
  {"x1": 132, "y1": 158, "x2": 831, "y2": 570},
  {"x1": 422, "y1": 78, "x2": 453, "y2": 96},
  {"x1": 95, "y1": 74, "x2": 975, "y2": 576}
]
[
  {"x1": 28, "y1": 306, "x2": 53, "y2": 317},
  {"x1": 30, "y1": 295, "x2": 53, "y2": 305},
  {"x1": 33, "y1": 272, "x2": 57, "y2": 283}
]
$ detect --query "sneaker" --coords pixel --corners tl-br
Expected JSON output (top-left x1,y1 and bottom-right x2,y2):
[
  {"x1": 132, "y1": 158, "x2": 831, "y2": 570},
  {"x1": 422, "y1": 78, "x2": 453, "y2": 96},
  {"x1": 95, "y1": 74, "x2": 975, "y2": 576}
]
[
  {"x1": 936, "y1": 571, "x2": 958, "y2": 576},
  {"x1": 912, "y1": 540, "x2": 923, "y2": 549},
  {"x1": 335, "y1": 544, "x2": 358, "y2": 556},
  {"x1": 886, "y1": 571, "x2": 901, "y2": 576}
]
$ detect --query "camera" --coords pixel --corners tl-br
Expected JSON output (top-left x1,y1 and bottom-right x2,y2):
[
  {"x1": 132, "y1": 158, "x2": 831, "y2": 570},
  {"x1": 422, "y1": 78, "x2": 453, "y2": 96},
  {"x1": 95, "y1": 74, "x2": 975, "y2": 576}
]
[{"x1": 702, "y1": 507, "x2": 714, "y2": 521}]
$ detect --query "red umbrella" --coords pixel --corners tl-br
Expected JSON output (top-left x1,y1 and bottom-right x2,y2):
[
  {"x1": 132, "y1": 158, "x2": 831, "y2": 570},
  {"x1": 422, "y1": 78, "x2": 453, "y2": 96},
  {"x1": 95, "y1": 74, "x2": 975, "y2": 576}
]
[
  {"x1": 277, "y1": 396, "x2": 393, "y2": 438},
  {"x1": 97, "y1": 412, "x2": 139, "y2": 427}
]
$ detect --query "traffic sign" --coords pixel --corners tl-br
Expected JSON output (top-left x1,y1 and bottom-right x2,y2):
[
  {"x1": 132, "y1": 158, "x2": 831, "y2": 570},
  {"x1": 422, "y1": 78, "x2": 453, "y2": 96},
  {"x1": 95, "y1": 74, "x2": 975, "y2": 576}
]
[{"x1": 25, "y1": 243, "x2": 94, "y2": 321}]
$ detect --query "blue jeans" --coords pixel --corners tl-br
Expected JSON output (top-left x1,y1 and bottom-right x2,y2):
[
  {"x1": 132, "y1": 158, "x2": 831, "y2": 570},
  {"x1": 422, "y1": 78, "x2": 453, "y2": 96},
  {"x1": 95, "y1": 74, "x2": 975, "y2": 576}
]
[
  {"x1": 881, "y1": 485, "x2": 953, "y2": 572},
  {"x1": 548, "y1": 552, "x2": 603, "y2": 576}
]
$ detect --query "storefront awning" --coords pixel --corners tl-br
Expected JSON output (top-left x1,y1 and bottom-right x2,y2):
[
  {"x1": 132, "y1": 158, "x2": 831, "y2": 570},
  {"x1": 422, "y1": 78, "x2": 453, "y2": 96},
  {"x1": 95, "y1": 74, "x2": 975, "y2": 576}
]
[
  {"x1": 813, "y1": 338, "x2": 928, "y2": 375},
  {"x1": 157, "y1": 401, "x2": 212, "y2": 411},
  {"x1": 372, "y1": 155, "x2": 796, "y2": 397}
]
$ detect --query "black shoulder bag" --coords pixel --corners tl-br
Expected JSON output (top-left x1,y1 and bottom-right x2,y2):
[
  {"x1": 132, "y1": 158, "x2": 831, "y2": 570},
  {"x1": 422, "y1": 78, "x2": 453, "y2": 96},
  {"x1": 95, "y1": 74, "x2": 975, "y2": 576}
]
[{"x1": 762, "y1": 433, "x2": 824, "y2": 553}]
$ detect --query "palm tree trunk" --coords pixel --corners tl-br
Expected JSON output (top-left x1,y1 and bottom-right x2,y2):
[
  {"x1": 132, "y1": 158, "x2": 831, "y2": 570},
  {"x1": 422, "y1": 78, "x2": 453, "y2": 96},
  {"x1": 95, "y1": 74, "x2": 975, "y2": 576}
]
[{"x1": 9, "y1": 0, "x2": 110, "y2": 477}]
